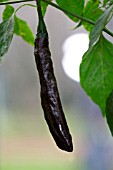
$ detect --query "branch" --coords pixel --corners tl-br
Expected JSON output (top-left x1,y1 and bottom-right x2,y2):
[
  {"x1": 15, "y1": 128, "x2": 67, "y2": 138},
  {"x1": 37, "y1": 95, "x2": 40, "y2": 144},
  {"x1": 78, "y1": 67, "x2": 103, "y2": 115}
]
[
  {"x1": 0, "y1": 0, "x2": 34, "y2": 5},
  {"x1": 0, "y1": 0, "x2": 113, "y2": 37}
]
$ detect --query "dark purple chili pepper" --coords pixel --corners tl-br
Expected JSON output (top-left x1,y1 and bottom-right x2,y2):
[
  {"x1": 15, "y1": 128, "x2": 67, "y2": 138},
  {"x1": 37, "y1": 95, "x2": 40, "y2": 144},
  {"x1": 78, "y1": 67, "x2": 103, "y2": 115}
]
[{"x1": 34, "y1": 0, "x2": 73, "y2": 152}]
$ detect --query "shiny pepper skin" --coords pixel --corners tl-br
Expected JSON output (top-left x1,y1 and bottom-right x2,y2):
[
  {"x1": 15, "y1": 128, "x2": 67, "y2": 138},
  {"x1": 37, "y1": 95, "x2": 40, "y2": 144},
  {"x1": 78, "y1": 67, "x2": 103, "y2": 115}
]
[{"x1": 34, "y1": 34, "x2": 73, "y2": 152}]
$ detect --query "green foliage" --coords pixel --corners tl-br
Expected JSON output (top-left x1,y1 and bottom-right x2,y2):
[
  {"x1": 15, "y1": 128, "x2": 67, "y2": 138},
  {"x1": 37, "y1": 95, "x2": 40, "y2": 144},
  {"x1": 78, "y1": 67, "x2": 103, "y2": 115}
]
[
  {"x1": 41, "y1": 0, "x2": 51, "y2": 16},
  {"x1": 41, "y1": 1, "x2": 48, "y2": 16},
  {"x1": 103, "y1": 0, "x2": 111, "y2": 5},
  {"x1": 0, "y1": 15, "x2": 14, "y2": 61},
  {"x1": 80, "y1": 35, "x2": 113, "y2": 116},
  {"x1": 2, "y1": 4, "x2": 14, "y2": 20},
  {"x1": 14, "y1": 15, "x2": 34, "y2": 45},
  {"x1": 106, "y1": 90, "x2": 113, "y2": 136},
  {"x1": 2, "y1": 4, "x2": 34, "y2": 45},
  {"x1": 56, "y1": 0, "x2": 84, "y2": 22},
  {"x1": 89, "y1": 4, "x2": 113, "y2": 47},
  {"x1": 83, "y1": 0, "x2": 103, "y2": 31}
]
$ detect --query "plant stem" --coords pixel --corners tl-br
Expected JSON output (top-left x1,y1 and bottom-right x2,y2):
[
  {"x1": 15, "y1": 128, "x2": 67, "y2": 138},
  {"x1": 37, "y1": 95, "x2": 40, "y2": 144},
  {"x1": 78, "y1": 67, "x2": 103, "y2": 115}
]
[
  {"x1": 15, "y1": 3, "x2": 36, "y2": 13},
  {"x1": 36, "y1": 0, "x2": 43, "y2": 21},
  {"x1": 0, "y1": 0, "x2": 113, "y2": 37},
  {"x1": 0, "y1": 0, "x2": 34, "y2": 5},
  {"x1": 36, "y1": 0, "x2": 47, "y2": 36}
]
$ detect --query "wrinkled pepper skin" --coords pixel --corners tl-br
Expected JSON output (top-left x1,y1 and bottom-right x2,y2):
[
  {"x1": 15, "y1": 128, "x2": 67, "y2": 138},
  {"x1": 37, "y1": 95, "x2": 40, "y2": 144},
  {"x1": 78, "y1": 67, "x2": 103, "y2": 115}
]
[{"x1": 34, "y1": 35, "x2": 73, "y2": 152}]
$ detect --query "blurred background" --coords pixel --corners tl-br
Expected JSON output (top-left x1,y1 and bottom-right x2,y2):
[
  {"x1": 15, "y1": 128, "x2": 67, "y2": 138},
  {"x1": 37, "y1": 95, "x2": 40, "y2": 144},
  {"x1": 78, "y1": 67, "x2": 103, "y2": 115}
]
[{"x1": 0, "y1": 2, "x2": 113, "y2": 170}]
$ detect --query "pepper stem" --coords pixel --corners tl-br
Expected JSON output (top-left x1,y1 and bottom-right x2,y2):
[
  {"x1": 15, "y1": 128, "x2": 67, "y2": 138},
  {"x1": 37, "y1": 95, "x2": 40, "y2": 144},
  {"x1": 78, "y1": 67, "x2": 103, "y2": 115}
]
[{"x1": 36, "y1": 0, "x2": 47, "y2": 37}]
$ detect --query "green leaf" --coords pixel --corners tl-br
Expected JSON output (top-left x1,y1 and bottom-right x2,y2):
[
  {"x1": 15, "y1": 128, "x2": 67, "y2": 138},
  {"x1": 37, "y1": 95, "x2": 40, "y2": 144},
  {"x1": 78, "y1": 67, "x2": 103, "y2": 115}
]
[
  {"x1": 80, "y1": 35, "x2": 113, "y2": 116},
  {"x1": 56, "y1": 0, "x2": 84, "y2": 22},
  {"x1": 103, "y1": 0, "x2": 111, "y2": 6},
  {"x1": 14, "y1": 15, "x2": 34, "y2": 45},
  {"x1": 89, "y1": 4, "x2": 113, "y2": 47},
  {"x1": 106, "y1": 90, "x2": 113, "y2": 136},
  {"x1": 41, "y1": 0, "x2": 51, "y2": 16},
  {"x1": 2, "y1": 5, "x2": 34, "y2": 46},
  {"x1": 0, "y1": 16, "x2": 14, "y2": 61},
  {"x1": 2, "y1": 5, "x2": 14, "y2": 20},
  {"x1": 83, "y1": 0, "x2": 103, "y2": 32}
]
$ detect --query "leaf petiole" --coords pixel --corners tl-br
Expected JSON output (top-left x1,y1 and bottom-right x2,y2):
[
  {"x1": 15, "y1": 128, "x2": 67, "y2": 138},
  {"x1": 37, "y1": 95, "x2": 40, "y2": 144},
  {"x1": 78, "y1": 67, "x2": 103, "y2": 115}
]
[{"x1": 15, "y1": 3, "x2": 36, "y2": 14}]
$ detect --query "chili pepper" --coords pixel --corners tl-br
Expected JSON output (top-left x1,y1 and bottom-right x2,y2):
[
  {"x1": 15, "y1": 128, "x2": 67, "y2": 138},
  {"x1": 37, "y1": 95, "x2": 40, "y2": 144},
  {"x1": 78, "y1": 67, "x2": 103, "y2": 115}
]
[{"x1": 34, "y1": 0, "x2": 73, "y2": 152}]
